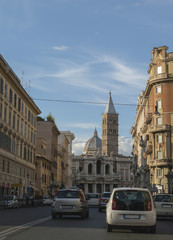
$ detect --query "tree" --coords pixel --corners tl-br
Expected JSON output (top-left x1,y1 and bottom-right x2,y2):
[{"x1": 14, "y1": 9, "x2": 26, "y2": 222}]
[{"x1": 46, "y1": 113, "x2": 55, "y2": 124}]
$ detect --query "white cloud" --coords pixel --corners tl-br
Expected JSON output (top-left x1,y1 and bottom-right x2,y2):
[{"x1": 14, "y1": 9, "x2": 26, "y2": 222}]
[
  {"x1": 62, "y1": 122, "x2": 100, "y2": 129},
  {"x1": 53, "y1": 45, "x2": 69, "y2": 51},
  {"x1": 119, "y1": 136, "x2": 132, "y2": 156}
]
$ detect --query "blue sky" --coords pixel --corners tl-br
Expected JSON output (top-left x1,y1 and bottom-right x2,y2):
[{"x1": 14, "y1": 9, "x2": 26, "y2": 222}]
[{"x1": 1, "y1": 0, "x2": 173, "y2": 156}]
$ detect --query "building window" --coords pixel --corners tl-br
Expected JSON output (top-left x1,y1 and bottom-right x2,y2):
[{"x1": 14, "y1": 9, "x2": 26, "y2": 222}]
[
  {"x1": 9, "y1": 109, "x2": 12, "y2": 126},
  {"x1": 97, "y1": 160, "x2": 101, "y2": 174},
  {"x1": 156, "y1": 117, "x2": 162, "y2": 125},
  {"x1": 157, "y1": 169, "x2": 163, "y2": 177},
  {"x1": 157, "y1": 134, "x2": 162, "y2": 143},
  {"x1": 4, "y1": 106, "x2": 7, "y2": 122},
  {"x1": 157, "y1": 151, "x2": 163, "y2": 160},
  {"x1": 156, "y1": 85, "x2": 161, "y2": 94},
  {"x1": 9, "y1": 89, "x2": 13, "y2": 104},
  {"x1": 18, "y1": 98, "x2": 21, "y2": 112},
  {"x1": 0, "y1": 78, "x2": 4, "y2": 93},
  {"x1": 0, "y1": 103, "x2": 2, "y2": 119},
  {"x1": 156, "y1": 99, "x2": 162, "y2": 109},
  {"x1": 5, "y1": 84, "x2": 8, "y2": 97},
  {"x1": 13, "y1": 113, "x2": 16, "y2": 129},
  {"x1": 105, "y1": 164, "x2": 110, "y2": 174},
  {"x1": 14, "y1": 93, "x2": 17, "y2": 108},
  {"x1": 88, "y1": 163, "x2": 92, "y2": 174},
  {"x1": 157, "y1": 66, "x2": 162, "y2": 74}
]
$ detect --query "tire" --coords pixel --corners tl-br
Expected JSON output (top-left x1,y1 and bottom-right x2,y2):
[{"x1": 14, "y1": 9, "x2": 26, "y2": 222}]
[
  {"x1": 106, "y1": 223, "x2": 112, "y2": 232},
  {"x1": 149, "y1": 224, "x2": 156, "y2": 234},
  {"x1": 99, "y1": 207, "x2": 102, "y2": 212},
  {"x1": 81, "y1": 211, "x2": 86, "y2": 219},
  {"x1": 51, "y1": 212, "x2": 57, "y2": 219},
  {"x1": 58, "y1": 214, "x2": 62, "y2": 219},
  {"x1": 86, "y1": 210, "x2": 89, "y2": 218}
]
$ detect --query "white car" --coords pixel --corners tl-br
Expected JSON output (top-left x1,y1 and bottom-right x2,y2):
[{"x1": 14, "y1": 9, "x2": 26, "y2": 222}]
[
  {"x1": 85, "y1": 193, "x2": 100, "y2": 206},
  {"x1": 154, "y1": 193, "x2": 173, "y2": 218},
  {"x1": 106, "y1": 187, "x2": 156, "y2": 233},
  {"x1": 43, "y1": 195, "x2": 53, "y2": 206}
]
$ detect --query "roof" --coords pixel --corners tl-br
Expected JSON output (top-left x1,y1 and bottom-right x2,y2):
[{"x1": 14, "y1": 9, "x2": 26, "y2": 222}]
[{"x1": 104, "y1": 92, "x2": 116, "y2": 114}]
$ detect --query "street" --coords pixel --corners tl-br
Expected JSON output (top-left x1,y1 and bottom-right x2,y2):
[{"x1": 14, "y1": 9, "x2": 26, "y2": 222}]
[{"x1": 0, "y1": 206, "x2": 173, "y2": 240}]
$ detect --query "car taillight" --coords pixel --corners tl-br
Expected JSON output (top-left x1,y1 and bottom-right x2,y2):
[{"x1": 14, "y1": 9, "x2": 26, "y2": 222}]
[
  {"x1": 99, "y1": 198, "x2": 103, "y2": 202},
  {"x1": 112, "y1": 199, "x2": 117, "y2": 210},
  {"x1": 78, "y1": 191, "x2": 82, "y2": 202},
  {"x1": 147, "y1": 200, "x2": 152, "y2": 211}
]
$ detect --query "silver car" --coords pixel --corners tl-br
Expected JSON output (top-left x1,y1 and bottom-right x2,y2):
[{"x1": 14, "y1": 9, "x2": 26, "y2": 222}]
[
  {"x1": 154, "y1": 193, "x2": 173, "y2": 218},
  {"x1": 51, "y1": 188, "x2": 89, "y2": 219},
  {"x1": 98, "y1": 192, "x2": 111, "y2": 212}
]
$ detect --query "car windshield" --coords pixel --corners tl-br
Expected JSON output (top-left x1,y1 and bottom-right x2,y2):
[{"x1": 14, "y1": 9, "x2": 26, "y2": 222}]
[
  {"x1": 56, "y1": 190, "x2": 79, "y2": 198},
  {"x1": 102, "y1": 193, "x2": 111, "y2": 198},
  {"x1": 154, "y1": 195, "x2": 173, "y2": 202},
  {"x1": 113, "y1": 190, "x2": 151, "y2": 211}
]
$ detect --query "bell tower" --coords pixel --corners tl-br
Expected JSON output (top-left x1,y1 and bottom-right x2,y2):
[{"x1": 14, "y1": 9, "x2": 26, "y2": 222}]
[{"x1": 102, "y1": 92, "x2": 119, "y2": 156}]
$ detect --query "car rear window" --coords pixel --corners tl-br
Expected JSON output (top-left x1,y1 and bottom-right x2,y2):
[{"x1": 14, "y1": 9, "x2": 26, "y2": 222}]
[
  {"x1": 113, "y1": 190, "x2": 151, "y2": 211},
  {"x1": 154, "y1": 195, "x2": 173, "y2": 202},
  {"x1": 102, "y1": 193, "x2": 111, "y2": 198},
  {"x1": 56, "y1": 190, "x2": 79, "y2": 198}
]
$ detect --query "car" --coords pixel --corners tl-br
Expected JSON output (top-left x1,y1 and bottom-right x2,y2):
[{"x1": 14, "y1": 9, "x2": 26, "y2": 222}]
[
  {"x1": 106, "y1": 187, "x2": 156, "y2": 233},
  {"x1": 85, "y1": 193, "x2": 100, "y2": 206},
  {"x1": 154, "y1": 193, "x2": 173, "y2": 218},
  {"x1": 2, "y1": 195, "x2": 19, "y2": 208},
  {"x1": 32, "y1": 195, "x2": 43, "y2": 207},
  {"x1": 51, "y1": 188, "x2": 89, "y2": 219},
  {"x1": 43, "y1": 195, "x2": 53, "y2": 206},
  {"x1": 98, "y1": 192, "x2": 111, "y2": 212}
]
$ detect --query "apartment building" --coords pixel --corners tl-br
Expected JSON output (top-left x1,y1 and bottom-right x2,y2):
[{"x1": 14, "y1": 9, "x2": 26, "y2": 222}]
[
  {"x1": 36, "y1": 120, "x2": 60, "y2": 195},
  {"x1": 0, "y1": 54, "x2": 41, "y2": 196},
  {"x1": 131, "y1": 46, "x2": 173, "y2": 194}
]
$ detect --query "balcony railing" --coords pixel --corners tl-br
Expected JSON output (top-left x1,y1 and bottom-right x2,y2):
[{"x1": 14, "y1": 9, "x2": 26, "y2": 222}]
[
  {"x1": 149, "y1": 124, "x2": 171, "y2": 133},
  {"x1": 150, "y1": 158, "x2": 171, "y2": 167}
]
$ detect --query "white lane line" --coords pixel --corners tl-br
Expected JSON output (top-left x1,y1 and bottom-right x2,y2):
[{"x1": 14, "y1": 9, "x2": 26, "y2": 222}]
[{"x1": 0, "y1": 216, "x2": 51, "y2": 238}]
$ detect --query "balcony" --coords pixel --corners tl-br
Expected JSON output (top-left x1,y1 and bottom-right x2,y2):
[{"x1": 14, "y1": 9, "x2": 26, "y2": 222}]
[
  {"x1": 145, "y1": 113, "x2": 152, "y2": 124},
  {"x1": 149, "y1": 124, "x2": 171, "y2": 133},
  {"x1": 150, "y1": 158, "x2": 171, "y2": 167},
  {"x1": 145, "y1": 144, "x2": 152, "y2": 155}
]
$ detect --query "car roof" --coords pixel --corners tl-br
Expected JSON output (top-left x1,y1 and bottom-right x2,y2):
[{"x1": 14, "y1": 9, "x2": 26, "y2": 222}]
[{"x1": 112, "y1": 187, "x2": 150, "y2": 192}]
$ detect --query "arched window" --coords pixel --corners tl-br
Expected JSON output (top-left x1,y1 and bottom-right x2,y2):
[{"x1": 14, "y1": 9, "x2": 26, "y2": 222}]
[
  {"x1": 105, "y1": 164, "x2": 110, "y2": 174},
  {"x1": 97, "y1": 160, "x2": 101, "y2": 174},
  {"x1": 88, "y1": 163, "x2": 92, "y2": 174}
]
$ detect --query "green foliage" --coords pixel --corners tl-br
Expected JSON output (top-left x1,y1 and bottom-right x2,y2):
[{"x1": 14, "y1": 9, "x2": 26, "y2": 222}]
[{"x1": 46, "y1": 113, "x2": 55, "y2": 124}]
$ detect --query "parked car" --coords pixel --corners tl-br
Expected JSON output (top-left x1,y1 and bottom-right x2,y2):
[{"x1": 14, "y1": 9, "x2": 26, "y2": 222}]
[
  {"x1": 98, "y1": 192, "x2": 111, "y2": 212},
  {"x1": 85, "y1": 193, "x2": 100, "y2": 206},
  {"x1": 43, "y1": 195, "x2": 53, "y2": 206},
  {"x1": 32, "y1": 195, "x2": 43, "y2": 207},
  {"x1": 154, "y1": 193, "x2": 173, "y2": 218},
  {"x1": 51, "y1": 188, "x2": 89, "y2": 219},
  {"x1": 2, "y1": 195, "x2": 19, "y2": 208},
  {"x1": 106, "y1": 187, "x2": 156, "y2": 233}
]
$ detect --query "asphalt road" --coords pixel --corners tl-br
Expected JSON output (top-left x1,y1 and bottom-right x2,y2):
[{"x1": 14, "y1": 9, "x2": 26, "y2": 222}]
[{"x1": 0, "y1": 206, "x2": 173, "y2": 240}]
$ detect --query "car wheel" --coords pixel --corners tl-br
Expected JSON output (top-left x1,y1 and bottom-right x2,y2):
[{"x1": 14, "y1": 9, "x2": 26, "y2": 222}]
[
  {"x1": 81, "y1": 211, "x2": 86, "y2": 219},
  {"x1": 106, "y1": 223, "x2": 112, "y2": 232},
  {"x1": 99, "y1": 207, "x2": 102, "y2": 212},
  {"x1": 58, "y1": 214, "x2": 62, "y2": 219},
  {"x1": 86, "y1": 210, "x2": 89, "y2": 218},
  {"x1": 149, "y1": 224, "x2": 156, "y2": 234},
  {"x1": 51, "y1": 213, "x2": 57, "y2": 219}
]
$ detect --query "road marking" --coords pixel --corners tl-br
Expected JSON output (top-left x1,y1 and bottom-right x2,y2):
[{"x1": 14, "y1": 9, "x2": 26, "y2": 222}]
[{"x1": 0, "y1": 216, "x2": 51, "y2": 238}]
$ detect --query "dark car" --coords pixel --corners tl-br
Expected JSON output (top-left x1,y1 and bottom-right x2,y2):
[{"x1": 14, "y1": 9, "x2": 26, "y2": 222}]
[
  {"x1": 32, "y1": 195, "x2": 43, "y2": 207},
  {"x1": 99, "y1": 192, "x2": 111, "y2": 212}
]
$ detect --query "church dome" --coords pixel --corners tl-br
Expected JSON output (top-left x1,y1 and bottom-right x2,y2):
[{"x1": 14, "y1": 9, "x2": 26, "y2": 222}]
[{"x1": 83, "y1": 128, "x2": 102, "y2": 155}]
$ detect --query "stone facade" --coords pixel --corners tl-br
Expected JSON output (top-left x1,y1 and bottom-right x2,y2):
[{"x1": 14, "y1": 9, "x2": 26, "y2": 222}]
[
  {"x1": 131, "y1": 46, "x2": 173, "y2": 194},
  {"x1": 72, "y1": 93, "x2": 133, "y2": 194},
  {"x1": 0, "y1": 54, "x2": 41, "y2": 196}
]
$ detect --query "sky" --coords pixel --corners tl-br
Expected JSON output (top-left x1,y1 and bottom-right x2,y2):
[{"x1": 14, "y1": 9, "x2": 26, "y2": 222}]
[{"x1": 1, "y1": 0, "x2": 173, "y2": 156}]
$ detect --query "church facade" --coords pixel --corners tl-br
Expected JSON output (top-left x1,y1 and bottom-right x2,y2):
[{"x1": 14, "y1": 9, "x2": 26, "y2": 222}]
[{"x1": 72, "y1": 93, "x2": 133, "y2": 194}]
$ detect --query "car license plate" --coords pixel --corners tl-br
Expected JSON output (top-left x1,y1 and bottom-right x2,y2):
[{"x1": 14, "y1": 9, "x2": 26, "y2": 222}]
[
  {"x1": 62, "y1": 206, "x2": 73, "y2": 209},
  {"x1": 162, "y1": 204, "x2": 172, "y2": 208},
  {"x1": 123, "y1": 214, "x2": 141, "y2": 219}
]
